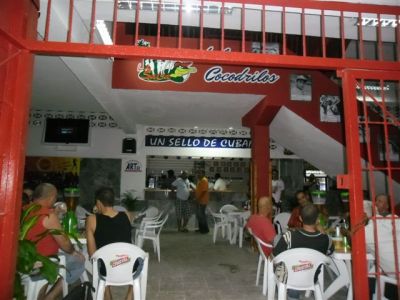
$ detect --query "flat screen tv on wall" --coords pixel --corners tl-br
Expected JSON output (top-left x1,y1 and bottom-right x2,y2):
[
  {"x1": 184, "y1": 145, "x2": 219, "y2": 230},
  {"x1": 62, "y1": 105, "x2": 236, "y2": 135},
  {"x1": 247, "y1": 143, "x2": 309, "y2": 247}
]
[{"x1": 44, "y1": 118, "x2": 90, "y2": 144}]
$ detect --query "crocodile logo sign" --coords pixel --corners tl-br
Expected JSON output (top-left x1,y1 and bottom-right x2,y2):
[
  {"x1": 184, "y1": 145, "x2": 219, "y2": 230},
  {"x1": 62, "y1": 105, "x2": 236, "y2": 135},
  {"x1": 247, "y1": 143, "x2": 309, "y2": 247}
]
[{"x1": 137, "y1": 59, "x2": 197, "y2": 83}]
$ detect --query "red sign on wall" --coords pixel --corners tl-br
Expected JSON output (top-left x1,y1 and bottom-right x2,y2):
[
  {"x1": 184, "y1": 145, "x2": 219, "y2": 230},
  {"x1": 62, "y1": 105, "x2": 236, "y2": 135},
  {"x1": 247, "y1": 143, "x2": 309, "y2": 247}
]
[{"x1": 112, "y1": 58, "x2": 287, "y2": 94}]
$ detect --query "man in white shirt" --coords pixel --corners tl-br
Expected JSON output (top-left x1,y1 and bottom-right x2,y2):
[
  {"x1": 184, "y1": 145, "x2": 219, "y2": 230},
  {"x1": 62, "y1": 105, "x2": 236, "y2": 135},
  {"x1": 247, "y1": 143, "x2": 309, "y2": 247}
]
[
  {"x1": 271, "y1": 169, "x2": 285, "y2": 210},
  {"x1": 213, "y1": 173, "x2": 227, "y2": 191},
  {"x1": 365, "y1": 194, "x2": 399, "y2": 299},
  {"x1": 172, "y1": 171, "x2": 192, "y2": 232}
]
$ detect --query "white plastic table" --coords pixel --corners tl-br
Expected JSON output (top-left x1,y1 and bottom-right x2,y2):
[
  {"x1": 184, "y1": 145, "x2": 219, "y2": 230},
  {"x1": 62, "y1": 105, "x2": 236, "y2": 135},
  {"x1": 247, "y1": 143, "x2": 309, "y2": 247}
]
[{"x1": 324, "y1": 250, "x2": 374, "y2": 300}]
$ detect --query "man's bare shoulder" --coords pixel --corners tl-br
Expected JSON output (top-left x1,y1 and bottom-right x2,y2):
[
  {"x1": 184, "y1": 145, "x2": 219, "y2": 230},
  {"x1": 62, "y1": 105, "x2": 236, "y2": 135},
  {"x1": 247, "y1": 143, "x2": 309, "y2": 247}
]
[{"x1": 42, "y1": 211, "x2": 61, "y2": 230}]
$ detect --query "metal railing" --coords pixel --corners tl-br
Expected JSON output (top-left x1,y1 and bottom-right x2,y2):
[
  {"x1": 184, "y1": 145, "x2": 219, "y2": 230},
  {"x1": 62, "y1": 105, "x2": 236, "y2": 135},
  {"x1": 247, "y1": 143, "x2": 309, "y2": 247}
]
[{"x1": 36, "y1": 0, "x2": 400, "y2": 63}]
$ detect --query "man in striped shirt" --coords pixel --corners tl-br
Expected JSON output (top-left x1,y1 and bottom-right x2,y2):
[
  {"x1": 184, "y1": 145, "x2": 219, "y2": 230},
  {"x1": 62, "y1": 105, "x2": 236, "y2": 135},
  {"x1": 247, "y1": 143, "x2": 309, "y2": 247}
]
[{"x1": 273, "y1": 204, "x2": 334, "y2": 300}]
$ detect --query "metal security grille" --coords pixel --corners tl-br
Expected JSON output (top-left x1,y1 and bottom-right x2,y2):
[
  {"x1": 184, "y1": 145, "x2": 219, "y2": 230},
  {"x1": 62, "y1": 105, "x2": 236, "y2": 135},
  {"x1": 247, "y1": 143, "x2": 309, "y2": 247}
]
[
  {"x1": 341, "y1": 69, "x2": 400, "y2": 300},
  {"x1": 23, "y1": 0, "x2": 400, "y2": 70}
]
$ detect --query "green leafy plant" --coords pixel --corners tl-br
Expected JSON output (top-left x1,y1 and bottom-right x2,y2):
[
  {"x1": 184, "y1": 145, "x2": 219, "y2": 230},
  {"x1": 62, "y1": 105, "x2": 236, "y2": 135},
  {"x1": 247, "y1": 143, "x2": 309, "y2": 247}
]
[
  {"x1": 121, "y1": 190, "x2": 138, "y2": 212},
  {"x1": 14, "y1": 204, "x2": 82, "y2": 300}
]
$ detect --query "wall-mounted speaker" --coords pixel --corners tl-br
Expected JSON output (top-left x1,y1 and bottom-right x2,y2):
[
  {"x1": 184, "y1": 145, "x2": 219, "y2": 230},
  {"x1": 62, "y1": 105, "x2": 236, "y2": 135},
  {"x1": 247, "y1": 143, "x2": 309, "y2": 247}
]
[{"x1": 122, "y1": 138, "x2": 136, "y2": 153}]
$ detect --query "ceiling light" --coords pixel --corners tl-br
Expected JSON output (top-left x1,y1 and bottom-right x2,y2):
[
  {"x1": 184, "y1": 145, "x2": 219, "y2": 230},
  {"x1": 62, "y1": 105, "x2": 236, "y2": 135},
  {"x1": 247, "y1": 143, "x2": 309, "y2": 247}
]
[
  {"x1": 96, "y1": 20, "x2": 113, "y2": 45},
  {"x1": 228, "y1": 127, "x2": 234, "y2": 130},
  {"x1": 118, "y1": 0, "x2": 233, "y2": 15}
]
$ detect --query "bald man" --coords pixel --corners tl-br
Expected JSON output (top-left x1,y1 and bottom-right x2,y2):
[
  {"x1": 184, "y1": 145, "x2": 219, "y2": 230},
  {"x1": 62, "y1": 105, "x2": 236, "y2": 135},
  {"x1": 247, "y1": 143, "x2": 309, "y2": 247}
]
[
  {"x1": 375, "y1": 194, "x2": 390, "y2": 216},
  {"x1": 246, "y1": 196, "x2": 276, "y2": 256},
  {"x1": 26, "y1": 183, "x2": 85, "y2": 298},
  {"x1": 365, "y1": 194, "x2": 400, "y2": 299}
]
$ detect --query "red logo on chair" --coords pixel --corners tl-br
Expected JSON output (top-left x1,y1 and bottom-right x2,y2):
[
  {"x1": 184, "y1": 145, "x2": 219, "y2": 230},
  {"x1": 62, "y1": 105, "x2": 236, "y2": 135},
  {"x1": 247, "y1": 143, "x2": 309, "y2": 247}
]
[
  {"x1": 292, "y1": 260, "x2": 313, "y2": 272},
  {"x1": 110, "y1": 255, "x2": 131, "y2": 268}
]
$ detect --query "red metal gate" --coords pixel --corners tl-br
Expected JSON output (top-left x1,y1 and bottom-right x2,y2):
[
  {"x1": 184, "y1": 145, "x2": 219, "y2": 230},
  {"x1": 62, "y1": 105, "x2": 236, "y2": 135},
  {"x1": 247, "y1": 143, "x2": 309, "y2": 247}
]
[{"x1": 340, "y1": 69, "x2": 400, "y2": 300}]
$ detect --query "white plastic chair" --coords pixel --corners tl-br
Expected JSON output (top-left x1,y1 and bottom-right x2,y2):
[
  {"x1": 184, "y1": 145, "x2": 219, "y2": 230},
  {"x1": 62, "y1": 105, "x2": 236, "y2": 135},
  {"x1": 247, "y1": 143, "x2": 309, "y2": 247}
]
[
  {"x1": 272, "y1": 248, "x2": 330, "y2": 300},
  {"x1": 210, "y1": 210, "x2": 231, "y2": 243},
  {"x1": 219, "y1": 204, "x2": 239, "y2": 214},
  {"x1": 273, "y1": 212, "x2": 291, "y2": 235},
  {"x1": 237, "y1": 211, "x2": 251, "y2": 248},
  {"x1": 144, "y1": 206, "x2": 160, "y2": 218},
  {"x1": 373, "y1": 274, "x2": 398, "y2": 300},
  {"x1": 249, "y1": 229, "x2": 274, "y2": 298},
  {"x1": 133, "y1": 211, "x2": 164, "y2": 244},
  {"x1": 91, "y1": 242, "x2": 149, "y2": 300},
  {"x1": 22, "y1": 255, "x2": 68, "y2": 300},
  {"x1": 220, "y1": 204, "x2": 239, "y2": 243},
  {"x1": 136, "y1": 214, "x2": 169, "y2": 262}
]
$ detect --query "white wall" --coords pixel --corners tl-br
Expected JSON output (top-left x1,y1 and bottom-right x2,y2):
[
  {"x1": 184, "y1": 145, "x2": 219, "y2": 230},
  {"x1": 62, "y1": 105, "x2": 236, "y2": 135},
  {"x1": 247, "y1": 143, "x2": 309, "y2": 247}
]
[
  {"x1": 26, "y1": 120, "x2": 147, "y2": 198},
  {"x1": 26, "y1": 116, "x2": 299, "y2": 199}
]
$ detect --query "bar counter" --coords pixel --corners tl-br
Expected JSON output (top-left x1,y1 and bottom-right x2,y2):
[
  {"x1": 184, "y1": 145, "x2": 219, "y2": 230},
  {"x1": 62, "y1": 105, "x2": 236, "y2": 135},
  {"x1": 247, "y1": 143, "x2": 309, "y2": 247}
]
[{"x1": 143, "y1": 188, "x2": 248, "y2": 230}]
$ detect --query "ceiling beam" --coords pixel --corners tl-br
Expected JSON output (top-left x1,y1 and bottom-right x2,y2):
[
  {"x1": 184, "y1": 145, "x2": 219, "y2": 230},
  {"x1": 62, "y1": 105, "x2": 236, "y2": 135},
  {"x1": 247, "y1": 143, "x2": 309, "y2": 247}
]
[
  {"x1": 26, "y1": 40, "x2": 400, "y2": 72},
  {"x1": 242, "y1": 96, "x2": 281, "y2": 127}
]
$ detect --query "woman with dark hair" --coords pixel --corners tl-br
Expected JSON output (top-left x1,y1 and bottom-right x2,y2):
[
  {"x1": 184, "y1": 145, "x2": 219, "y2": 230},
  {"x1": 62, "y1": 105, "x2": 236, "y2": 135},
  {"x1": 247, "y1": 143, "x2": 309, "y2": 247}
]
[{"x1": 287, "y1": 190, "x2": 312, "y2": 228}]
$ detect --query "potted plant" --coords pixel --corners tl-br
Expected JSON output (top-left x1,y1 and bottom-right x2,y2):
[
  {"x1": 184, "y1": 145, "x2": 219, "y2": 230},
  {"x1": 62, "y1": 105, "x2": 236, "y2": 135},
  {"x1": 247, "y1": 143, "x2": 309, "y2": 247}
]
[
  {"x1": 121, "y1": 190, "x2": 138, "y2": 212},
  {"x1": 14, "y1": 205, "x2": 81, "y2": 300}
]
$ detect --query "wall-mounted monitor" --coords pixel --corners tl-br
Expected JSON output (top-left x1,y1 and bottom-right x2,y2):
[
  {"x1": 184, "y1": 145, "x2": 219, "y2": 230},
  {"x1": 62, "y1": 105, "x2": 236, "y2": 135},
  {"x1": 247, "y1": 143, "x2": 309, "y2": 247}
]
[{"x1": 44, "y1": 118, "x2": 90, "y2": 144}]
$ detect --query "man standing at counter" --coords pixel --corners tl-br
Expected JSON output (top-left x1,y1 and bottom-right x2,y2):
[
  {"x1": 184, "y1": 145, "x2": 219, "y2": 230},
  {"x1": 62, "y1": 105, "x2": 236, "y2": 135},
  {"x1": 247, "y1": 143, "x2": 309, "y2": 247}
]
[
  {"x1": 195, "y1": 170, "x2": 210, "y2": 234},
  {"x1": 172, "y1": 171, "x2": 192, "y2": 232}
]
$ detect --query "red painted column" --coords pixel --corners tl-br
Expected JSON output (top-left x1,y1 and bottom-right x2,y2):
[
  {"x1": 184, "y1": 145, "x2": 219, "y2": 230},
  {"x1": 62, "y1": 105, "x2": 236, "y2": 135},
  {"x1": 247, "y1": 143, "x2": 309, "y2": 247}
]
[
  {"x1": 250, "y1": 125, "x2": 270, "y2": 211},
  {"x1": 0, "y1": 0, "x2": 38, "y2": 297},
  {"x1": 341, "y1": 70, "x2": 369, "y2": 300}
]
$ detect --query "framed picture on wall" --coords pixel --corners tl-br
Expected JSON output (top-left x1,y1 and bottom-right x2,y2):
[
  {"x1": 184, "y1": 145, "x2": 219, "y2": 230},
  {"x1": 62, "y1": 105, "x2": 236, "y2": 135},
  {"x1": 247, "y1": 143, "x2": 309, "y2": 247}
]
[
  {"x1": 290, "y1": 74, "x2": 312, "y2": 101},
  {"x1": 320, "y1": 95, "x2": 341, "y2": 122},
  {"x1": 251, "y1": 42, "x2": 280, "y2": 54}
]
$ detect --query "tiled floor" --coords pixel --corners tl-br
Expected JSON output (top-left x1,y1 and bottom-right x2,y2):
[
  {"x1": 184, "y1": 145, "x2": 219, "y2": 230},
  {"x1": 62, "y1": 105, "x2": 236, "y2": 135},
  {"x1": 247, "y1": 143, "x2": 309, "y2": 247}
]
[{"x1": 111, "y1": 230, "x2": 348, "y2": 300}]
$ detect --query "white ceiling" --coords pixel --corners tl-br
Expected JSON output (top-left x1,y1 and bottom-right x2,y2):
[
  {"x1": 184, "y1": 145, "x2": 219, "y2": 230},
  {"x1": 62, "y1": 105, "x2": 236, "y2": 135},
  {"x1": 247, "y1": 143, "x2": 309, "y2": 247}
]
[
  {"x1": 31, "y1": 56, "x2": 105, "y2": 112},
  {"x1": 31, "y1": 54, "x2": 264, "y2": 133}
]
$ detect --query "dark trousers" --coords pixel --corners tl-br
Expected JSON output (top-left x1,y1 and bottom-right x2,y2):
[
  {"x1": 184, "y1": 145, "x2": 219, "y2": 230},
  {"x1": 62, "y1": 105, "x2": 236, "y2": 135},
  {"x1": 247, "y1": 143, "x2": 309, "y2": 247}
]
[{"x1": 196, "y1": 203, "x2": 209, "y2": 233}]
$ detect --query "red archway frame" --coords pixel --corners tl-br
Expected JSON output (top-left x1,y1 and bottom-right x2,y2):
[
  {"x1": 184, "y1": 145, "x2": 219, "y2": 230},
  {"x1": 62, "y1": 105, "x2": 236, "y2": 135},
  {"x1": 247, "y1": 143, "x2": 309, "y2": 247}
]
[
  {"x1": 340, "y1": 69, "x2": 400, "y2": 300},
  {"x1": 1, "y1": 0, "x2": 400, "y2": 299}
]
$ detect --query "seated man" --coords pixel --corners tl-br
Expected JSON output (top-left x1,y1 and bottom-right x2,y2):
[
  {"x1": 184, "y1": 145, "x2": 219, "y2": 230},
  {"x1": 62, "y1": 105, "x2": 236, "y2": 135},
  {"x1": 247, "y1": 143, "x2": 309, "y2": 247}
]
[
  {"x1": 274, "y1": 203, "x2": 334, "y2": 256},
  {"x1": 246, "y1": 196, "x2": 276, "y2": 256},
  {"x1": 273, "y1": 204, "x2": 334, "y2": 300},
  {"x1": 365, "y1": 194, "x2": 399, "y2": 300},
  {"x1": 287, "y1": 190, "x2": 312, "y2": 229},
  {"x1": 213, "y1": 173, "x2": 227, "y2": 191},
  {"x1": 26, "y1": 183, "x2": 85, "y2": 299},
  {"x1": 86, "y1": 187, "x2": 133, "y2": 300}
]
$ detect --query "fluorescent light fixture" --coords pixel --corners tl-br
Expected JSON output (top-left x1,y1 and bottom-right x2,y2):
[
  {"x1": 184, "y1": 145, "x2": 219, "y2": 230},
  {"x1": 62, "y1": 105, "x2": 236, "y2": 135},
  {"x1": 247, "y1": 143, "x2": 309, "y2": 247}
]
[
  {"x1": 356, "y1": 84, "x2": 393, "y2": 102},
  {"x1": 118, "y1": 0, "x2": 233, "y2": 15},
  {"x1": 228, "y1": 127, "x2": 234, "y2": 130},
  {"x1": 96, "y1": 20, "x2": 113, "y2": 45}
]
